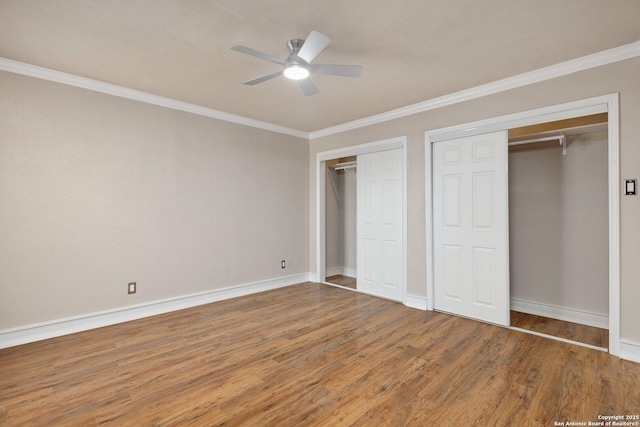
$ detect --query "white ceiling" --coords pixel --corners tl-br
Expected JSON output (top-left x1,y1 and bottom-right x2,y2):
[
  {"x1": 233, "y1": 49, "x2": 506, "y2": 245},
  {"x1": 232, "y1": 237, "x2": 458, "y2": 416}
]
[{"x1": 1, "y1": 0, "x2": 639, "y2": 133}]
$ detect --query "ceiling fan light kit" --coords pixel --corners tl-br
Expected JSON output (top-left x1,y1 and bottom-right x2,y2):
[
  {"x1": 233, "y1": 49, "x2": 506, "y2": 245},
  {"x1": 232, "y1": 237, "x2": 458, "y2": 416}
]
[
  {"x1": 231, "y1": 30, "x2": 362, "y2": 96},
  {"x1": 283, "y1": 64, "x2": 309, "y2": 80}
]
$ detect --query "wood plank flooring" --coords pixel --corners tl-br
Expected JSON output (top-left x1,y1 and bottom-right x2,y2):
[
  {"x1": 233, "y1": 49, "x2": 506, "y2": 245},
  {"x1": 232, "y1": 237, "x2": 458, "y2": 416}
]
[
  {"x1": 322, "y1": 276, "x2": 607, "y2": 348},
  {"x1": 325, "y1": 274, "x2": 356, "y2": 289},
  {"x1": 511, "y1": 310, "x2": 609, "y2": 349},
  {"x1": 322, "y1": 279, "x2": 607, "y2": 348},
  {"x1": 1, "y1": 282, "x2": 639, "y2": 426}
]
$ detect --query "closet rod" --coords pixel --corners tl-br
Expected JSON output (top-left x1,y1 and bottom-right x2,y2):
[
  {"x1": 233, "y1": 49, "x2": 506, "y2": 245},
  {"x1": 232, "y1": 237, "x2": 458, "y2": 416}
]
[
  {"x1": 508, "y1": 134, "x2": 563, "y2": 146},
  {"x1": 333, "y1": 160, "x2": 357, "y2": 172},
  {"x1": 509, "y1": 134, "x2": 567, "y2": 155}
]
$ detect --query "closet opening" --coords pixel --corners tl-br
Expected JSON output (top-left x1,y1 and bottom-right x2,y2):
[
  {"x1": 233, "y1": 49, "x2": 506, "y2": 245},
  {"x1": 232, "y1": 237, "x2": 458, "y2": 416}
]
[
  {"x1": 426, "y1": 94, "x2": 620, "y2": 355},
  {"x1": 316, "y1": 136, "x2": 407, "y2": 304},
  {"x1": 508, "y1": 113, "x2": 609, "y2": 349},
  {"x1": 325, "y1": 156, "x2": 357, "y2": 290}
]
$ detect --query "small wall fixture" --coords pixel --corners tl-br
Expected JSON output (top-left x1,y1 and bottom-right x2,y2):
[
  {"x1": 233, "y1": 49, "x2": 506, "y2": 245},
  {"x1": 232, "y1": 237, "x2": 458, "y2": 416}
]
[{"x1": 625, "y1": 179, "x2": 637, "y2": 195}]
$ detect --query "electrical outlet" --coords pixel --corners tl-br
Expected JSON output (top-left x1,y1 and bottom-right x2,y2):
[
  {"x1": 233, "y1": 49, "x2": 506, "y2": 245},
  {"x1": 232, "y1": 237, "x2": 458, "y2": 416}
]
[
  {"x1": 281, "y1": 260, "x2": 286, "y2": 269},
  {"x1": 128, "y1": 282, "x2": 136, "y2": 294}
]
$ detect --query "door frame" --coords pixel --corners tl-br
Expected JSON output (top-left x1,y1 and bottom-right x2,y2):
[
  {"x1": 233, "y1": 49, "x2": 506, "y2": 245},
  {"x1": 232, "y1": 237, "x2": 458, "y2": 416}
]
[
  {"x1": 316, "y1": 136, "x2": 408, "y2": 304},
  {"x1": 425, "y1": 93, "x2": 620, "y2": 355}
]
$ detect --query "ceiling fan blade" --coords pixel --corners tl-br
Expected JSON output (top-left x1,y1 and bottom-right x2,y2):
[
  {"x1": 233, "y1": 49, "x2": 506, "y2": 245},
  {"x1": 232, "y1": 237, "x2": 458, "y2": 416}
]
[
  {"x1": 297, "y1": 30, "x2": 331, "y2": 63},
  {"x1": 298, "y1": 78, "x2": 319, "y2": 96},
  {"x1": 243, "y1": 70, "x2": 283, "y2": 85},
  {"x1": 309, "y1": 64, "x2": 363, "y2": 78},
  {"x1": 231, "y1": 45, "x2": 287, "y2": 66}
]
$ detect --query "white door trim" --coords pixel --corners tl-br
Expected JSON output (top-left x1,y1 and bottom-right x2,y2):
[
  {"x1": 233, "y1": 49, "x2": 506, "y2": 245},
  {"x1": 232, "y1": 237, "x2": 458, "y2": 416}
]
[
  {"x1": 316, "y1": 136, "x2": 408, "y2": 304},
  {"x1": 425, "y1": 93, "x2": 620, "y2": 356}
]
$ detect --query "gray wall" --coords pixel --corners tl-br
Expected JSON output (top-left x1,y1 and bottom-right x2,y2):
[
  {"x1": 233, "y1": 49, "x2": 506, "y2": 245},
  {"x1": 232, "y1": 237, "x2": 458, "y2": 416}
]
[
  {"x1": 309, "y1": 57, "x2": 640, "y2": 343},
  {"x1": 509, "y1": 131, "x2": 609, "y2": 315},
  {"x1": 0, "y1": 72, "x2": 309, "y2": 330}
]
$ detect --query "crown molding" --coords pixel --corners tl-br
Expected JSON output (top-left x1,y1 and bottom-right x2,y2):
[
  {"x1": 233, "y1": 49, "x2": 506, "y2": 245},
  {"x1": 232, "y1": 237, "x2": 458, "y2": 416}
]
[
  {"x1": 309, "y1": 40, "x2": 640, "y2": 139},
  {"x1": 3, "y1": 40, "x2": 640, "y2": 141},
  {"x1": 0, "y1": 57, "x2": 310, "y2": 140}
]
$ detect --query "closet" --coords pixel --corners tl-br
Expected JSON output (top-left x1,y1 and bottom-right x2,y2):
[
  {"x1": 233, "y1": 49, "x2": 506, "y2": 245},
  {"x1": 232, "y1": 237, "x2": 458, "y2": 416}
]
[
  {"x1": 322, "y1": 146, "x2": 405, "y2": 303},
  {"x1": 325, "y1": 157, "x2": 357, "y2": 289},
  {"x1": 508, "y1": 113, "x2": 609, "y2": 348}
]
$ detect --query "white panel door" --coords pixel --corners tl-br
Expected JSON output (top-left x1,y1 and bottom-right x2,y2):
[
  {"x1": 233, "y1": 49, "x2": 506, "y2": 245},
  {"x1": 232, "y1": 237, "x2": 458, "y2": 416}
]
[
  {"x1": 357, "y1": 148, "x2": 403, "y2": 301},
  {"x1": 432, "y1": 131, "x2": 509, "y2": 325}
]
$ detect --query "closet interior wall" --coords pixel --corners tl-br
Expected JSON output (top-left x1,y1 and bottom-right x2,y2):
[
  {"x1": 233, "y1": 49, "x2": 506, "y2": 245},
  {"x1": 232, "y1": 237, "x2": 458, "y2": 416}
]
[
  {"x1": 508, "y1": 129, "x2": 609, "y2": 325},
  {"x1": 325, "y1": 158, "x2": 357, "y2": 279}
]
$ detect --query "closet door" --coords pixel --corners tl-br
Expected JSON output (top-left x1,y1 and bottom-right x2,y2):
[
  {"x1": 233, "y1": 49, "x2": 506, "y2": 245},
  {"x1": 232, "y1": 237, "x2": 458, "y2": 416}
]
[
  {"x1": 357, "y1": 148, "x2": 403, "y2": 301},
  {"x1": 433, "y1": 131, "x2": 509, "y2": 326}
]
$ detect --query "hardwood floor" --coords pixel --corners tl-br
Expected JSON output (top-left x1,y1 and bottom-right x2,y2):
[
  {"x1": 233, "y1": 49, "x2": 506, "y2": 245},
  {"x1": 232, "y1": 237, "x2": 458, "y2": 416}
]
[
  {"x1": 511, "y1": 311, "x2": 609, "y2": 349},
  {"x1": 325, "y1": 274, "x2": 356, "y2": 289},
  {"x1": 1, "y1": 282, "x2": 638, "y2": 426}
]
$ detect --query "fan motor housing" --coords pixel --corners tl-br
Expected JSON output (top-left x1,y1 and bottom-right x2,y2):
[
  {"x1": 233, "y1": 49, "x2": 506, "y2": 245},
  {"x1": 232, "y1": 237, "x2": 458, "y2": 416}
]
[{"x1": 287, "y1": 38, "x2": 305, "y2": 54}]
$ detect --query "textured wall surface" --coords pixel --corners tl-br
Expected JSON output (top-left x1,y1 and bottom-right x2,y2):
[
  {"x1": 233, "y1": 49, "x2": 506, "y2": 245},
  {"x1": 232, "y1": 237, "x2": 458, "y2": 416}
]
[{"x1": 0, "y1": 72, "x2": 309, "y2": 330}]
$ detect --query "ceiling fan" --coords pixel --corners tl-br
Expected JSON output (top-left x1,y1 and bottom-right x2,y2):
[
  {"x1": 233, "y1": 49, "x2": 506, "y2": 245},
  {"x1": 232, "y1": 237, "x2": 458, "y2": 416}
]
[{"x1": 231, "y1": 30, "x2": 363, "y2": 96}]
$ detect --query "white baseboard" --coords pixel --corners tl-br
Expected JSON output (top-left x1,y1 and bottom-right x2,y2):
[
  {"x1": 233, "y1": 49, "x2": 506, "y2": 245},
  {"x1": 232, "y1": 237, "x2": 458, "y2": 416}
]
[
  {"x1": 0, "y1": 273, "x2": 312, "y2": 350},
  {"x1": 325, "y1": 266, "x2": 356, "y2": 278},
  {"x1": 510, "y1": 298, "x2": 609, "y2": 329},
  {"x1": 620, "y1": 339, "x2": 640, "y2": 364},
  {"x1": 405, "y1": 294, "x2": 428, "y2": 311}
]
